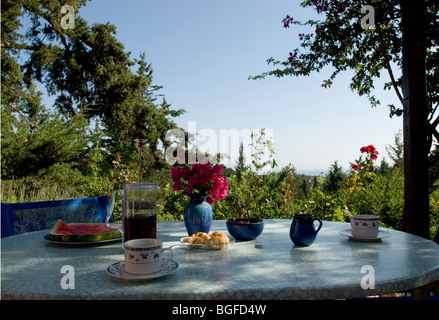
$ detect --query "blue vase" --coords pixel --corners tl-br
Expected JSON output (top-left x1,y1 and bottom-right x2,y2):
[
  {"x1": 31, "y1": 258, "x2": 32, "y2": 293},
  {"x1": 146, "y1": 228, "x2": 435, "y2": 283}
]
[
  {"x1": 183, "y1": 195, "x2": 213, "y2": 236},
  {"x1": 290, "y1": 214, "x2": 322, "y2": 246}
]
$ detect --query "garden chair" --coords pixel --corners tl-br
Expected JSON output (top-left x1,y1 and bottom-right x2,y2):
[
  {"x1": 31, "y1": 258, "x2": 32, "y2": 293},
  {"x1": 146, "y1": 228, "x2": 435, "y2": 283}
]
[{"x1": 1, "y1": 194, "x2": 110, "y2": 238}]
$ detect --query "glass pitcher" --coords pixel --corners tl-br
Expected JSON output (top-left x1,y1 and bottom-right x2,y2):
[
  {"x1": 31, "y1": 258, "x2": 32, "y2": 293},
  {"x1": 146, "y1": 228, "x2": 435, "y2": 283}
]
[{"x1": 106, "y1": 183, "x2": 159, "y2": 241}]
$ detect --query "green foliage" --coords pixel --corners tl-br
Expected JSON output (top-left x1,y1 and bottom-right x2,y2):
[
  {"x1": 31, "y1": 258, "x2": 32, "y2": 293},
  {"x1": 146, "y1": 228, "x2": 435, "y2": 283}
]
[
  {"x1": 1, "y1": 0, "x2": 185, "y2": 190},
  {"x1": 251, "y1": 0, "x2": 438, "y2": 114},
  {"x1": 215, "y1": 169, "x2": 294, "y2": 220},
  {"x1": 250, "y1": 0, "x2": 439, "y2": 192},
  {"x1": 322, "y1": 161, "x2": 346, "y2": 194},
  {"x1": 1, "y1": 107, "x2": 89, "y2": 179},
  {"x1": 294, "y1": 188, "x2": 348, "y2": 222},
  {"x1": 156, "y1": 184, "x2": 186, "y2": 221},
  {"x1": 2, "y1": 1, "x2": 438, "y2": 242},
  {"x1": 3, "y1": 134, "x2": 439, "y2": 239},
  {"x1": 428, "y1": 189, "x2": 439, "y2": 239},
  {"x1": 1, "y1": 178, "x2": 84, "y2": 203},
  {"x1": 250, "y1": 128, "x2": 276, "y2": 173},
  {"x1": 234, "y1": 142, "x2": 250, "y2": 182},
  {"x1": 161, "y1": 165, "x2": 297, "y2": 221}
]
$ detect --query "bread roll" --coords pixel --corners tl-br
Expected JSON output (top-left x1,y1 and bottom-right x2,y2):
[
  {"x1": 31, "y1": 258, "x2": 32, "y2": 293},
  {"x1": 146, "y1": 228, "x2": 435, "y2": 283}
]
[
  {"x1": 183, "y1": 231, "x2": 229, "y2": 249},
  {"x1": 207, "y1": 231, "x2": 229, "y2": 249}
]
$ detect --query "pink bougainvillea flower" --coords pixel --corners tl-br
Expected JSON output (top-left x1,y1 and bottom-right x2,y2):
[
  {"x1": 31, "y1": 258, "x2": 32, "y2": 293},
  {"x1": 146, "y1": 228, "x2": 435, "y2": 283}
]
[
  {"x1": 283, "y1": 15, "x2": 294, "y2": 28},
  {"x1": 170, "y1": 160, "x2": 228, "y2": 202},
  {"x1": 172, "y1": 180, "x2": 183, "y2": 191}
]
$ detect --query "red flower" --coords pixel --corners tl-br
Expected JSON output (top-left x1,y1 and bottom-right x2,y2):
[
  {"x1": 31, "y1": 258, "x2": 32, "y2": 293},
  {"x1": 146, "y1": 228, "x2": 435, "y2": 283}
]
[
  {"x1": 352, "y1": 164, "x2": 360, "y2": 170},
  {"x1": 360, "y1": 145, "x2": 379, "y2": 161}
]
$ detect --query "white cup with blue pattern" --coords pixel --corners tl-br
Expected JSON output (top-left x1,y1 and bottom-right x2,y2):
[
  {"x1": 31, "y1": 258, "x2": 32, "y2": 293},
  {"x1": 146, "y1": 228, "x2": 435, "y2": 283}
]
[
  {"x1": 124, "y1": 239, "x2": 173, "y2": 274},
  {"x1": 351, "y1": 214, "x2": 379, "y2": 238}
]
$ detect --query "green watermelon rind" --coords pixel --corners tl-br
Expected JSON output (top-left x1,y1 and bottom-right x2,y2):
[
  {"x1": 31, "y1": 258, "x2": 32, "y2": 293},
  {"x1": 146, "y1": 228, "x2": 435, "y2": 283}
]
[{"x1": 47, "y1": 220, "x2": 122, "y2": 242}]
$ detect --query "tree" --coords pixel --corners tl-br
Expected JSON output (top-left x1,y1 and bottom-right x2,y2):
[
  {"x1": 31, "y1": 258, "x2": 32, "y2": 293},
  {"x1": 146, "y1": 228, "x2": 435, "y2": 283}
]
[
  {"x1": 299, "y1": 177, "x2": 310, "y2": 199},
  {"x1": 251, "y1": 0, "x2": 438, "y2": 238},
  {"x1": 234, "y1": 142, "x2": 250, "y2": 182},
  {"x1": 1, "y1": 0, "x2": 185, "y2": 180},
  {"x1": 1, "y1": 106, "x2": 89, "y2": 179},
  {"x1": 399, "y1": 0, "x2": 429, "y2": 237},
  {"x1": 323, "y1": 161, "x2": 346, "y2": 194},
  {"x1": 386, "y1": 130, "x2": 404, "y2": 169}
]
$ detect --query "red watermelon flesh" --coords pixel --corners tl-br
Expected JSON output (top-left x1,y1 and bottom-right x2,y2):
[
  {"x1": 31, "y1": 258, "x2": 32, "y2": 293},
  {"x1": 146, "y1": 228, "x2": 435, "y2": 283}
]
[{"x1": 48, "y1": 220, "x2": 122, "y2": 242}]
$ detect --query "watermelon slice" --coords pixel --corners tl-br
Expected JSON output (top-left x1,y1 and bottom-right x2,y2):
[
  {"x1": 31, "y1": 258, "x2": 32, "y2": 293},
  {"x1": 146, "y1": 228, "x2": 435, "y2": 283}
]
[{"x1": 47, "y1": 219, "x2": 122, "y2": 242}]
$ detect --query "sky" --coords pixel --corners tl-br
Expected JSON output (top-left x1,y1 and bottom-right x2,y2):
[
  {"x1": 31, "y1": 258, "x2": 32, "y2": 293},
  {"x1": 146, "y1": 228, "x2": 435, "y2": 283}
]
[{"x1": 66, "y1": 0, "x2": 402, "y2": 174}]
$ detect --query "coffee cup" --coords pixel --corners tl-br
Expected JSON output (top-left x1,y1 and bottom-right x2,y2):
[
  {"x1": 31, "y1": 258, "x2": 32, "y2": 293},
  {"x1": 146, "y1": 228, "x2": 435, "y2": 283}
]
[
  {"x1": 351, "y1": 214, "x2": 379, "y2": 238},
  {"x1": 124, "y1": 238, "x2": 174, "y2": 275}
]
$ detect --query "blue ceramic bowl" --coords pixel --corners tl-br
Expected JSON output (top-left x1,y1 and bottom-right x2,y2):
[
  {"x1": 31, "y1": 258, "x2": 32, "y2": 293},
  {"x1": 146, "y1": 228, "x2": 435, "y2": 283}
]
[{"x1": 226, "y1": 218, "x2": 264, "y2": 241}]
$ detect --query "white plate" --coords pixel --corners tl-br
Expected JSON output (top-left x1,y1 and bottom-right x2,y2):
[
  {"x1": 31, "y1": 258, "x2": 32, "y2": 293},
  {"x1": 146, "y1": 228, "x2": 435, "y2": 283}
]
[
  {"x1": 339, "y1": 229, "x2": 391, "y2": 242},
  {"x1": 106, "y1": 259, "x2": 178, "y2": 280}
]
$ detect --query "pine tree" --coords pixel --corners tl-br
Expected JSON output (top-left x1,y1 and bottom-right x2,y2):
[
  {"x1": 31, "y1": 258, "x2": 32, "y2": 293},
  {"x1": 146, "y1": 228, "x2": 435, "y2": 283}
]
[
  {"x1": 1, "y1": 0, "x2": 185, "y2": 181},
  {"x1": 300, "y1": 178, "x2": 309, "y2": 199},
  {"x1": 234, "y1": 142, "x2": 250, "y2": 182},
  {"x1": 323, "y1": 161, "x2": 346, "y2": 194}
]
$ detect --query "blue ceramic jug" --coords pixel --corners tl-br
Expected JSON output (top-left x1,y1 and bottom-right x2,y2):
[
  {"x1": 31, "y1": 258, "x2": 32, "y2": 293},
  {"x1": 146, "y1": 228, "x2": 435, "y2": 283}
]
[{"x1": 290, "y1": 214, "x2": 322, "y2": 246}]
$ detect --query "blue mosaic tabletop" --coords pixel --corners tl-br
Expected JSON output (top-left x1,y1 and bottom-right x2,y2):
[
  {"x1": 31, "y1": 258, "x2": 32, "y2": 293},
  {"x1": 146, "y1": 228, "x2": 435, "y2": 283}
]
[{"x1": 2, "y1": 219, "x2": 439, "y2": 299}]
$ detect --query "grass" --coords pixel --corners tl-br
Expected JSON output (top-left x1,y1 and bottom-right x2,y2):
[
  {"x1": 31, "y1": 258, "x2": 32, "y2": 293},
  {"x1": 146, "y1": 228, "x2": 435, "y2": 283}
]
[{"x1": 1, "y1": 181, "x2": 86, "y2": 203}]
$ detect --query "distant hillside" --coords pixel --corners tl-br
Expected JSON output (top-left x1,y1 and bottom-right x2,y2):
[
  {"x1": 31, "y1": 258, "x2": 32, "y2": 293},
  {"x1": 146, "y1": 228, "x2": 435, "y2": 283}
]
[{"x1": 296, "y1": 169, "x2": 327, "y2": 177}]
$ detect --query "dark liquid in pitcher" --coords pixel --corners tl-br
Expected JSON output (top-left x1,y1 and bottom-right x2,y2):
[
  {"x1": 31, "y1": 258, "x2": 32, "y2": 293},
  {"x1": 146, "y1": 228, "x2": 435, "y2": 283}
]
[{"x1": 123, "y1": 215, "x2": 157, "y2": 241}]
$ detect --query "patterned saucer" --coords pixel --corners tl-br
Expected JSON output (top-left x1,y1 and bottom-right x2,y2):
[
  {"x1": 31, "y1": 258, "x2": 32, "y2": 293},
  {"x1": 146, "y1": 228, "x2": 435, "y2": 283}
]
[{"x1": 107, "y1": 259, "x2": 178, "y2": 280}]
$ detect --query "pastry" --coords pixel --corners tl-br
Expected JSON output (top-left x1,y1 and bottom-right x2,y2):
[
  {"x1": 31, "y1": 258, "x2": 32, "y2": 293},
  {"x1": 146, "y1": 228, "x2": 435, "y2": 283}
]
[
  {"x1": 207, "y1": 231, "x2": 229, "y2": 249},
  {"x1": 182, "y1": 231, "x2": 229, "y2": 249},
  {"x1": 195, "y1": 232, "x2": 210, "y2": 241},
  {"x1": 183, "y1": 233, "x2": 207, "y2": 248}
]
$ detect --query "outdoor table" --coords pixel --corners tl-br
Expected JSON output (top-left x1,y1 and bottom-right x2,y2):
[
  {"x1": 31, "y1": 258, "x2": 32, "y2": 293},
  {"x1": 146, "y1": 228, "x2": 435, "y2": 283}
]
[{"x1": 2, "y1": 219, "x2": 439, "y2": 300}]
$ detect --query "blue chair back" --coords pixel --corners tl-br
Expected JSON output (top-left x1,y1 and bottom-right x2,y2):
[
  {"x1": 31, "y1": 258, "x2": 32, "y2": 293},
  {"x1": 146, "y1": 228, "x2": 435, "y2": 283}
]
[{"x1": 1, "y1": 195, "x2": 110, "y2": 238}]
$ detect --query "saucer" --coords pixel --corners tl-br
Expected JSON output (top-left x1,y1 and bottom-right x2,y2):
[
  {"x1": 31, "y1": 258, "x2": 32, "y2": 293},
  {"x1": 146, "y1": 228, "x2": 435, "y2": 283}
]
[
  {"x1": 339, "y1": 229, "x2": 391, "y2": 242},
  {"x1": 106, "y1": 259, "x2": 178, "y2": 280}
]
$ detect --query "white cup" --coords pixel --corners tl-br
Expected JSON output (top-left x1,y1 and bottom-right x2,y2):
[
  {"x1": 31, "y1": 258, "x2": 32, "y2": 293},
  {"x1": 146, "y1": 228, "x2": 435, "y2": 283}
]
[
  {"x1": 124, "y1": 238, "x2": 174, "y2": 275},
  {"x1": 351, "y1": 214, "x2": 379, "y2": 238}
]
